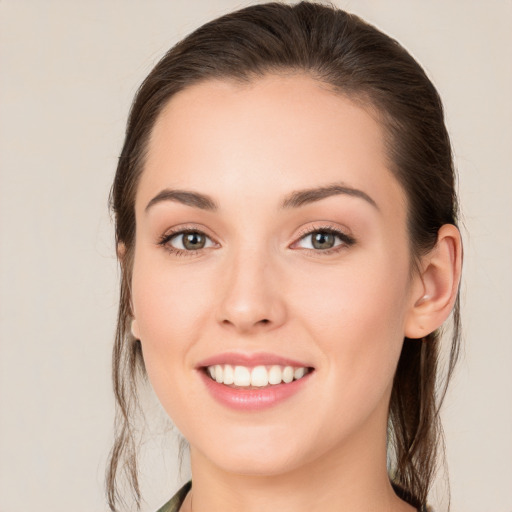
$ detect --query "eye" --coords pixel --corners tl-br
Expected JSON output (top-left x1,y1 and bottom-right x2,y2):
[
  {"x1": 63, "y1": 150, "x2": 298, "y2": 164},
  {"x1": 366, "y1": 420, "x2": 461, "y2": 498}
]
[
  {"x1": 158, "y1": 229, "x2": 216, "y2": 256},
  {"x1": 294, "y1": 227, "x2": 355, "y2": 252},
  {"x1": 301, "y1": 231, "x2": 337, "y2": 250}
]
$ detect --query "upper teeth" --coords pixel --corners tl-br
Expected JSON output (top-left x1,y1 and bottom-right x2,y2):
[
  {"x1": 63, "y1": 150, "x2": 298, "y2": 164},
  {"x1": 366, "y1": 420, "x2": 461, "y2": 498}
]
[{"x1": 207, "y1": 364, "x2": 308, "y2": 387}]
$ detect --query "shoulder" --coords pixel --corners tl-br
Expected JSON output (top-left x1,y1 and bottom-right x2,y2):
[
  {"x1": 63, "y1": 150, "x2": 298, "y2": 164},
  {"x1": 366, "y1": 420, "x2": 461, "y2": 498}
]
[{"x1": 156, "y1": 481, "x2": 192, "y2": 512}]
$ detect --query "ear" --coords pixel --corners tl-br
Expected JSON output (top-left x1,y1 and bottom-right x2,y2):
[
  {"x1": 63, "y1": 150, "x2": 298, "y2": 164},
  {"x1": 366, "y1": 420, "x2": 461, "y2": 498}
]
[
  {"x1": 404, "y1": 224, "x2": 462, "y2": 339},
  {"x1": 131, "y1": 318, "x2": 141, "y2": 340},
  {"x1": 117, "y1": 242, "x2": 126, "y2": 261}
]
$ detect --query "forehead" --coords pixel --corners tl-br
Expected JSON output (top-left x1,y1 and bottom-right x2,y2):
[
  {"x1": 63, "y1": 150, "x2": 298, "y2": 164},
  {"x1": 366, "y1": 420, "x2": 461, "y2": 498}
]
[{"x1": 138, "y1": 73, "x2": 406, "y2": 219}]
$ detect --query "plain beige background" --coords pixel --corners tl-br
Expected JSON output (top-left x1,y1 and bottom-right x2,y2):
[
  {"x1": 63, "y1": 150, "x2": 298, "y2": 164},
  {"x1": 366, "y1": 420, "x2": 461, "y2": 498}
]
[{"x1": 0, "y1": 1, "x2": 510, "y2": 511}]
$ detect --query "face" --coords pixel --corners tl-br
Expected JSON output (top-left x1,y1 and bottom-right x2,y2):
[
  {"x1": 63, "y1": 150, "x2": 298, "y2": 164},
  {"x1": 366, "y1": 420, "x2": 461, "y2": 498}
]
[{"x1": 130, "y1": 74, "x2": 419, "y2": 476}]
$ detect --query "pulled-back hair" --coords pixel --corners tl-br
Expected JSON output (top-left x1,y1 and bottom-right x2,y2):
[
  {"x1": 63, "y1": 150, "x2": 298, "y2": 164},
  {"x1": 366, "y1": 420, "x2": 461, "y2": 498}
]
[{"x1": 107, "y1": 2, "x2": 461, "y2": 510}]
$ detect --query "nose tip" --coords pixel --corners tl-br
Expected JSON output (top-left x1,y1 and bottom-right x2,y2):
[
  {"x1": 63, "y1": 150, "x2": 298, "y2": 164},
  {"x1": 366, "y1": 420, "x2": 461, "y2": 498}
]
[{"x1": 216, "y1": 256, "x2": 286, "y2": 334}]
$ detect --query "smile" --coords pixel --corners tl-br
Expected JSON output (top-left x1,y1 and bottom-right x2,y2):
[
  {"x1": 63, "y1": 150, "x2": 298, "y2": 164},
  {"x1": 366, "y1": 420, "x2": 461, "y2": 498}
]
[
  {"x1": 199, "y1": 365, "x2": 315, "y2": 411},
  {"x1": 206, "y1": 364, "x2": 311, "y2": 388}
]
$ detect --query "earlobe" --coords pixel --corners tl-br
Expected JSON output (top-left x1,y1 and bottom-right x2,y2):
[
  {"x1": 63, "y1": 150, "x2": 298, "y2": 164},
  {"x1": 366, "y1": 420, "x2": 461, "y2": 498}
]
[
  {"x1": 405, "y1": 224, "x2": 462, "y2": 339},
  {"x1": 131, "y1": 318, "x2": 140, "y2": 340},
  {"x1": 117, "y1": 242, "x2": 126, "y2": 261}
]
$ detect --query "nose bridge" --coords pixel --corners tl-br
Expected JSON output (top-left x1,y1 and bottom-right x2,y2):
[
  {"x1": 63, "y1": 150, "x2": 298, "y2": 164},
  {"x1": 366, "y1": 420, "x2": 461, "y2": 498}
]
[{"x1": 216, "y1": 239, "x2": 286, "y2": 333}]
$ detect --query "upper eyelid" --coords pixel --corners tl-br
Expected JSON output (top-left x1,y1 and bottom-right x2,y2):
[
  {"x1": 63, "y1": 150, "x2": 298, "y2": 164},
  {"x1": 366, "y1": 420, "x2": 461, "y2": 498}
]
[
  {"x1": 160, "y1": 224, "x2": 218, "y2": 242},
  {"x1": 295, "y1": 224, "x2": 348, "y2": 238}
]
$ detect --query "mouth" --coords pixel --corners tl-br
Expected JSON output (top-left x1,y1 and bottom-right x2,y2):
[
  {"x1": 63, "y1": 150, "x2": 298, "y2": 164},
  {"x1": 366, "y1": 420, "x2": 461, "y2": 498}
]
[
  {"x1": 202, "y1": 364, "x2": 315, "y2": 389},
  {"x1": 198, "y1": 364, "x2": 315, "y2": 411},
  {"x1": 196, "y1": 352, "x2": 316, "y2": 409}
]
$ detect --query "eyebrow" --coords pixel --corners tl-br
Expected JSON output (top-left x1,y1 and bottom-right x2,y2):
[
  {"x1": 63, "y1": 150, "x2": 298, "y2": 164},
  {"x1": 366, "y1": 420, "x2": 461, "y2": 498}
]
[
  {"x1": 145, "y1": 189, "x2": 218, "y2": 212},
  {"x1": 281, "y1": 182, "x2": 379, "y2": 210},
  {"x1": 145, "y1": 182, "x2": 378, "y2": 213}
]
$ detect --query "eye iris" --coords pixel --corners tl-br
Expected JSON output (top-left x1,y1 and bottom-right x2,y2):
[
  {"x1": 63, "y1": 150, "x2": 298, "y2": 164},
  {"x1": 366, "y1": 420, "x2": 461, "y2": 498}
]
[
  {"x1": 312, "y1": 231, "x2": 335, "y2": 250},
  {"x1": 183, "y1": 232, "x2": 206, "y2": 250}
]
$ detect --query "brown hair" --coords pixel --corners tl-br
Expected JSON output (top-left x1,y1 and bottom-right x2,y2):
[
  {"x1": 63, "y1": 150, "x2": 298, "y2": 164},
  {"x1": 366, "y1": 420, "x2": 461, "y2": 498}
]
[{"x1": 107, "y1": 2, "x2": 461, "y2": 510}]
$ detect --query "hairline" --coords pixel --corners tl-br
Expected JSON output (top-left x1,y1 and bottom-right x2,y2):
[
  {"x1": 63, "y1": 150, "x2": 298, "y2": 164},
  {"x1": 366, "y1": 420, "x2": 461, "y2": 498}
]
[{"x1": 123, "y1": 69, "x2": 418, "y2": 275}]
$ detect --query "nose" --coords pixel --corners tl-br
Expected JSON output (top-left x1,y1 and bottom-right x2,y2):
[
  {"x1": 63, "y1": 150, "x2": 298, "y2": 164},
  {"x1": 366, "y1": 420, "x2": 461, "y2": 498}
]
[{"x1": 215, "y1": 249, "x2": 287, "y2": 334}]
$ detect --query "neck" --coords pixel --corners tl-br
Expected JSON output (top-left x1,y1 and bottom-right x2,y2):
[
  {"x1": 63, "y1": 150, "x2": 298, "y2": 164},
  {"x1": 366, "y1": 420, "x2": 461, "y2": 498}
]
[{"x1": 184, "y1": 409, "x2": 415, "y2": 512}]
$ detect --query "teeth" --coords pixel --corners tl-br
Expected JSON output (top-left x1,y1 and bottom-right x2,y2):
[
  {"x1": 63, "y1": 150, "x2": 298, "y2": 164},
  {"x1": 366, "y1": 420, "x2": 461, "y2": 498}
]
[
  {"x1": 251, "y1": 366, "x2": 268, "y2": 387},
  {"x1": 223, "y1": 364, "x2": 234, "y2": 385},
  {"x1": 282, "y1": 366, "x2": 294, "y2": 383},
  {"x1": 233, "y1": 365, "x2": 251, "y2": 386},
  {"x1": 294, "y1": 367, "x2": 305, "y2": 379},
  {"x1": 268, "y1": 365, "x2": 282, "y2": 385},
  {"x1": 206, "y1": 364, "x2": 310, "y2": 387}
]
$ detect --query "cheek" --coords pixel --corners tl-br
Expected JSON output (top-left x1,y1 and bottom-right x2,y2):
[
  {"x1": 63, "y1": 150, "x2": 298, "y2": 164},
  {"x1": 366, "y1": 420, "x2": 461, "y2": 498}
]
[
  {"x1": 130, "y1": 249, "x2": 209, "y2": 383},
  {"x1": 290, "y1": 262, "x2": 410, "y2": 432},
  {"x1": 291, "y1": 252, "x2": 410, "y2": 380},
  {"x1": 131, "y1": 244, "x2": 211, "y2": 336},
  {"x1": 295, "y1": 254, "x2": 409, "y2": 331},
  {"x1": 130, "y1": 254, "x2": 210, "y2": 419}
]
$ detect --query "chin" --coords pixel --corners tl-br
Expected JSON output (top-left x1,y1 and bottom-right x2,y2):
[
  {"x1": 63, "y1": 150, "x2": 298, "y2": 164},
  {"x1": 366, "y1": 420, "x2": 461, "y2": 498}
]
[{"x1": 191, "y1": 423, "x2": 322, "y2": 477}]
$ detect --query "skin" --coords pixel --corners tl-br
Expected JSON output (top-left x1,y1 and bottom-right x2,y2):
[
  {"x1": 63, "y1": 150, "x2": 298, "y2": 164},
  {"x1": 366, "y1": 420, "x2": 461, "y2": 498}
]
[{"x1": 129, "y1": 74, "x2": 461, "y2": 512}]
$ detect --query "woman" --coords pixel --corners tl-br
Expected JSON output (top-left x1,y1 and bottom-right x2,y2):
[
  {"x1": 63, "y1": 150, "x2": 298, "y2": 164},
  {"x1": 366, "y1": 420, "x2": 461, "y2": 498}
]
[{"x1": 107, "y1": 2, "x2": 462, "y2": 511}]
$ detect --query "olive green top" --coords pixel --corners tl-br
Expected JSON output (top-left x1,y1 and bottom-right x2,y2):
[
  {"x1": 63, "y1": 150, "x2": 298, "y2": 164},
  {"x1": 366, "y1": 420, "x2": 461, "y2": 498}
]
[
  {"x1": 156, "y1": 481, "x2": 192, "y2": 512},
  {"x1": 156, "y1": 481, "x2": 431, "y2": 512}
]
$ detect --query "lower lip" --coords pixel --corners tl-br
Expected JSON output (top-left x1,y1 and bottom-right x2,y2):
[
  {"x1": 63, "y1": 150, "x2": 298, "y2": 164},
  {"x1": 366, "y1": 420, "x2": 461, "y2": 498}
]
[{"x1": 198, "y1": 369, "x2": 314, "y2": 411}]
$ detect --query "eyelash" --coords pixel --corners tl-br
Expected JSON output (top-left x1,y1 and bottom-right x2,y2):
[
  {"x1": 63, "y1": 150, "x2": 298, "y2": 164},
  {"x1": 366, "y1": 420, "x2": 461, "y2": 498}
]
[
  {"x1": 294, "y1": 224, "x2": 356, "y2": 255},
  {"x1": 157, "y1": 227, "x2": 216, "y2": 258},
  {"x1": 157, "y1": 224, "x2": 355, "y2": 258}
]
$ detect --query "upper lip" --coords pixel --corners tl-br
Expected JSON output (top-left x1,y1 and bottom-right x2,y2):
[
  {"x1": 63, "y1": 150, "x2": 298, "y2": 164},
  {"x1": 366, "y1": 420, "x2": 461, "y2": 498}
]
[{"x1": 196, "y1": 351, "x2": 313, "y2": 369}]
